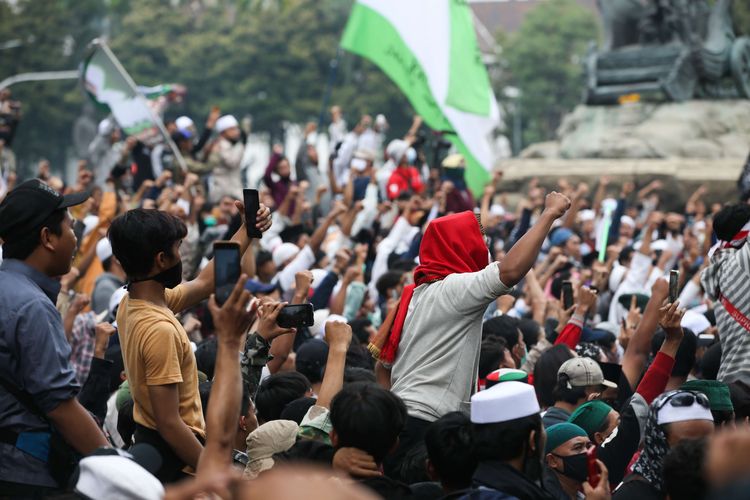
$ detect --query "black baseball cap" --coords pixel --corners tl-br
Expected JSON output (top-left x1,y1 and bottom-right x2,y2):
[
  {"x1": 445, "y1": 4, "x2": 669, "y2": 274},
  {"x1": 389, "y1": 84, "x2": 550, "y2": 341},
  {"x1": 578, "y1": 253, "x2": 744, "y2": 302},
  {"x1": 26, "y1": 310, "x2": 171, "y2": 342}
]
[{"x1": 0, "y1": 179, "x2": 90, "y2": 240}]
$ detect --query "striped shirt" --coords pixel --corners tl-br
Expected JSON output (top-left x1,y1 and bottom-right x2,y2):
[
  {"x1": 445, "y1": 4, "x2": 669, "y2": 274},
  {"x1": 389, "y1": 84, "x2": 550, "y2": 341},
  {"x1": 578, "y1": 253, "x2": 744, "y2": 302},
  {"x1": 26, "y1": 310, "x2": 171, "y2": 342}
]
[{"x1": 701, "y1": 236, "x2": 750, "y2": 383}]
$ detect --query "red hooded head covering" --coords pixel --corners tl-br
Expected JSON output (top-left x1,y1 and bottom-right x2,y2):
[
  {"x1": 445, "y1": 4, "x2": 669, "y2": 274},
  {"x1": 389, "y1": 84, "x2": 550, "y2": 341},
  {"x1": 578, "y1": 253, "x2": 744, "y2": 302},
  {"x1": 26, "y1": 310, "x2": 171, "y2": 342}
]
[{"x1": 369, "y1": 211, "x2": 489, "y2": 364}]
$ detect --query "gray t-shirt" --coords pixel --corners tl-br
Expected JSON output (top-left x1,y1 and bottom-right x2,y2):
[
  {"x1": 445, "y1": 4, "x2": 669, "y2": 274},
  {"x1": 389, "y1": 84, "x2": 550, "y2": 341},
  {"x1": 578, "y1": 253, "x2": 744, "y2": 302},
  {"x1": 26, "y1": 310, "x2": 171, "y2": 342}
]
[{"x1": 390, "y1": 262, "x2": 512, "y2": 421}]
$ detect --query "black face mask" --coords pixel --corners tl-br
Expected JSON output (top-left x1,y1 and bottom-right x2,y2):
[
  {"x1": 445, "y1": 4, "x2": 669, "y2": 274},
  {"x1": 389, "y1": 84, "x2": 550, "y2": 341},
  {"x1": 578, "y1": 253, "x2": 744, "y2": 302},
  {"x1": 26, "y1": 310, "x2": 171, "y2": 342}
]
[
  {"x1": 129, "y1": 260, "x2": 183, "y2": 289},
  {"x1": 555, "y1": 452, "x2": 589, "y2": 483}
]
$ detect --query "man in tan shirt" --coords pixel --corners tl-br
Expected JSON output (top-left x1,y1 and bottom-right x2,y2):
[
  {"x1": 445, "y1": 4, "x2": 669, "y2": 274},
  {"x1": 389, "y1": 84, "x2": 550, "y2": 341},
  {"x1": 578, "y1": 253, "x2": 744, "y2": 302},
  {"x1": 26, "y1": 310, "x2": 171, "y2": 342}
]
[{"x1": 110, "y1": 204, "x2": 271, "y2": 482}]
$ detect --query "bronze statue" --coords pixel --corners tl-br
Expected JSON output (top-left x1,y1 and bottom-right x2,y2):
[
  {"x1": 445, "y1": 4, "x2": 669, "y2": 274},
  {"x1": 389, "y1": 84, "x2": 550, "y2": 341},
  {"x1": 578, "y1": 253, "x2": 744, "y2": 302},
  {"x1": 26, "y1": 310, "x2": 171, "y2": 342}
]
[{"x1": 585, "y1": 0, "x2": 750, "y2": 103}]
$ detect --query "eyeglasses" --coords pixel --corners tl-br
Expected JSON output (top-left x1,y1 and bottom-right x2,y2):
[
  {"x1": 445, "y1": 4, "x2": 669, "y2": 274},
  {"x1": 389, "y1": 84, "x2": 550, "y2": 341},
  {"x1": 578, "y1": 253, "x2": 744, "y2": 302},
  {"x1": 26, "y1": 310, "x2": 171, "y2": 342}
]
[{"x1": 656, "y1": 391, "x2": 710, "y2": 412}]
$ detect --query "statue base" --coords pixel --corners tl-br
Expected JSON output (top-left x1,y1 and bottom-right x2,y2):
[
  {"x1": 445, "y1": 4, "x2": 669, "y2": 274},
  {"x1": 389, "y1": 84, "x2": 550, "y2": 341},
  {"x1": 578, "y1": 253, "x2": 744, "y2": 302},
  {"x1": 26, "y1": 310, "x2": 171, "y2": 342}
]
[{"x1": 521, "y1": 100, "x2": 750, "y2": 160}]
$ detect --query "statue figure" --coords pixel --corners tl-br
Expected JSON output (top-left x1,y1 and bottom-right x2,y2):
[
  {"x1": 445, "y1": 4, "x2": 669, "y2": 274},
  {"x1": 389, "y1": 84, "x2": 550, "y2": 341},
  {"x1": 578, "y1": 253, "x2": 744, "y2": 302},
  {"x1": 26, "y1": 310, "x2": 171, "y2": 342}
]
[{"x1": 585, "y1": 0, "x2": 750, "y2": 103}]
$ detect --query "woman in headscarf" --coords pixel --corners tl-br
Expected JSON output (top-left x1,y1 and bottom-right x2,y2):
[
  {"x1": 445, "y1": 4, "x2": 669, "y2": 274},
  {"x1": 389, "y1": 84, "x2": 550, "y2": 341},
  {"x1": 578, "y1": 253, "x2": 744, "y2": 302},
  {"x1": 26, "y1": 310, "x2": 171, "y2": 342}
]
[
  {"x1": 369, "y1": 192, "x2": 571, "y2": 479},
  {"x1": 613, "y1": 390, "x2": 714, "y2": 500}
]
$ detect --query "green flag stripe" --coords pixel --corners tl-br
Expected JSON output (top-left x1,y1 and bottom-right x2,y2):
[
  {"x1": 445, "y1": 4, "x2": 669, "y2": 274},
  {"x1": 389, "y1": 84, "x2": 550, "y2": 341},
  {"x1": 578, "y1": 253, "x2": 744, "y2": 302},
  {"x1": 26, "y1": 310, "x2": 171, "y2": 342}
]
[
  {"x1": 341, "y1": 2, "x2": 490, "y2": 197},
  {"x1": 446, "y1": 0, "x2": 491, "y2": 116}
]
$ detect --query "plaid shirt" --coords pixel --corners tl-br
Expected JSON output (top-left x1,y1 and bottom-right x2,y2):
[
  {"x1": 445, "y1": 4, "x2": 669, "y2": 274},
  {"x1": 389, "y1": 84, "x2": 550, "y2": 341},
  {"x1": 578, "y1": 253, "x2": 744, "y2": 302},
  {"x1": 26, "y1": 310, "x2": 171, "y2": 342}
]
[{"x1": 70, "y1": 311, "x2": 97, "y2": 385}]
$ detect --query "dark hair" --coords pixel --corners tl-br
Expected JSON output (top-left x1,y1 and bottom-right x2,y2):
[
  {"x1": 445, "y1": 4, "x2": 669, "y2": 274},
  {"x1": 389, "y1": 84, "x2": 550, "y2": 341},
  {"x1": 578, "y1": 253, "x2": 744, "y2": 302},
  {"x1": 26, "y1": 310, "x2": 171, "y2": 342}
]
[
  {"x1": 652, "y1": 328, "x2": 697, "y2": 377},
  {"x1": 344, "y1": 366, "x2": 377, "y2": 385},
  {"x1": 101, "y1": 256, "x2": 113, "y2": 272},
  {"x1": 280, "y1": 397, "x2": 317, "y2": 424},
  {"x1": 714, "y1": 204, "x2": 750, "y2": 241},
  {"x1": 194, "y1": 338, "x2": 218, "y2": 381},
  {"x1": 663, "y1": 438, "x2": 707, "y2": 500},
  {"x1": 256, "y1": 250, "x2": 273, "y2": 269},
  {"x1": 425, "y1": 412, "x2": 477, "y2": 490},
  {"x1": 552, "y1": 373, "x2": 588, "y2": 405},
  {"x1": 473, "y1": 413, "x2": 542, "y2": 462},
  {"x1": 108, "y1": 209, "x2": 187, "y2": 279},
  {"x1": 349, "y1": 319, "x2": 373, "y2": 345},
  {"x1": 2, "y1": 209, "x2": 65, "y2": 260},
  {"x1": 700, "y1": 342, "x2": 722, "y2": 380},
  {"x1": 519, "y1": 319, "x2": 542, "y2": 349},
  {"x1": 482, "y1": 316, "x2": 520, "y2": 347},
  {"x1": 294, "y1": 339, "x2": 328, "y2": 385},
  {"x1": 346, "y1": 342, "x2": 375, "y2": 371},
  {"x1": 376, "y1": 271, "x2": 403, "y2": 298},
  {"x1": 199, "y1": 380, "x2": 213, "y2": 419},
  {"x1": 534, "y1": 344, "x2": 575, "y2": 408},
  {"x1": 479, "y1": 337, "x2": 508, "y2": 379},
  {"x1": 330, "y1": 382, "x2": 407, "y2": 463},
  {"x1": 255, "y1": 372, "x2": 311, "y2": 423}
]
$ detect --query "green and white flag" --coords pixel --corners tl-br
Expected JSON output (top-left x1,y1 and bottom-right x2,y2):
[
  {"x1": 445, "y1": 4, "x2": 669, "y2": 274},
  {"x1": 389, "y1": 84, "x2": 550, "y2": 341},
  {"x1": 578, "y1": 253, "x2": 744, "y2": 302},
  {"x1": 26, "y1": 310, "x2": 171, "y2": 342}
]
[
  {"x1": 341, "y1": 0, "x2": 500, "y2": 194},
  {"x1": 81, "y1": 42, "x2": 165, "y2": 147}
]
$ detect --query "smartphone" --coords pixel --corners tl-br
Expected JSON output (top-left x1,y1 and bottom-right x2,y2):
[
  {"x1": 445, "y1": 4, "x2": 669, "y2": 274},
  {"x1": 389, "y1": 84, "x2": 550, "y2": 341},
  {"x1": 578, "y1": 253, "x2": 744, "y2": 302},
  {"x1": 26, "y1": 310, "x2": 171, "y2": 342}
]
[
  {"x1": 276, "y1": 304, "x2": 314, "y2": 329},
  {"x1": 243, "y1": 189, "x2": 263, "y2": 239},
  {"x1": 213, "y1": 241, "x2": 241, "y2": 306},
  {"x1": 669, "y1": 270, "x2": 680, "y2": 303},
  {"x1": 562, "y1": 281, "x2": 574, "y2": 310},
  {"x1": 587, "y1": 446, "x2": 600, "y2": 488}
]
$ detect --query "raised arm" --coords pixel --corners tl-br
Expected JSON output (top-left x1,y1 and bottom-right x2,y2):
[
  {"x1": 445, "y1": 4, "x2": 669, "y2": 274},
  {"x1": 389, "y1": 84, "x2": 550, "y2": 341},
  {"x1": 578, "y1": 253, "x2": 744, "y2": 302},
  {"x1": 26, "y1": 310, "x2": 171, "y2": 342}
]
[
  {"x1": 316, "y1": 321, "x2": 353, "y2": 409},
  {"x1": 499, "y1": 192, "x2": 571, "y2": 287},
  {"x1": 621, "y1": 278, "x2": 669, "y2": 389},
  {"x1": 179, "y1": 201, "x2": 271, "y2": 309},
  {"x1": 309, "y1": 201, "x2": 347, "y2": 255},
  {"x1": 198, "y1": 276, "x2": 255, "y2": 474}
]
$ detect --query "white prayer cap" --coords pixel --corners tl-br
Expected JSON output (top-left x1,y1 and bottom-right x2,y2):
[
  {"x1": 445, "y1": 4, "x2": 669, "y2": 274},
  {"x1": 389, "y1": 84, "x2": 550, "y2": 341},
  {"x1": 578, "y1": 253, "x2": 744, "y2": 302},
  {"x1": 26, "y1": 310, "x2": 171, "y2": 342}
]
[
  {"x1": 375, "y1": 114, "x2": 387, "y2": 127},
  {"x1": 108, "y1": 287, "x2": 128, "y2": 317},
  {"x1": 83, "y1": 215, "x2": 99, "y2": 237},
  {"x1": 272, "y1": 242, "x2": 300, "y2": 267},
  {"x1": 471, "y1": 381, "x2": 540, "y2": 424},
  {"x1": 620, "y1": 215, "x2": 636, "y2": 228},
  {"x1": 386, "y1": 139, "x2": 409, "y2": 164},
  {"x1": 75, "y1": 455, "x2": 164, "y2": 500},
  {"x1": 681, "y1": 309, "x2": 711, "y2": 334},
  {"x1": 98, "y1": 118, "x2": 115, "y2": 136},
  {"x1": 216, "y1": 114, "x2": 239, "y2": 133},
  {"x1": 579, "y1": 209, "x2": 596, "y2": 222},
  {"x1": 175, "y1": 116, "x2": 194, "y2": 131},
  {"x1": 96, "y1": 237, "x2": 112, "y2": 263},
  {"x1": 656, "y1": 392, "x2": 713, "y2": 425},
  {"x1": 490, "y1": 204, "x2": 505, "y2": 217}
]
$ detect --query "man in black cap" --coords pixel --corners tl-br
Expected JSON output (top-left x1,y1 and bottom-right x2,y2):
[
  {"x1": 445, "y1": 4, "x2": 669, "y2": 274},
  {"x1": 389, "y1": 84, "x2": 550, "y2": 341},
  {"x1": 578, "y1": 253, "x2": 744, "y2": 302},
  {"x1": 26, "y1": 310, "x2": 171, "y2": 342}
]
[{"x1": 0, "y1": 180, "x2": 109, "y2": 495}]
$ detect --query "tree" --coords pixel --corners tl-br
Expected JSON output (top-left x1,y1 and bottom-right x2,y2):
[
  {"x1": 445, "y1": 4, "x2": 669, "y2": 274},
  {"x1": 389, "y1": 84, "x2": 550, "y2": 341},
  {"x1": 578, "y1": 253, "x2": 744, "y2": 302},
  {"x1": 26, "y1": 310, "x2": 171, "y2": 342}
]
[{"x1": 496, "y1": 0, "x2": 598, "y2": 147}]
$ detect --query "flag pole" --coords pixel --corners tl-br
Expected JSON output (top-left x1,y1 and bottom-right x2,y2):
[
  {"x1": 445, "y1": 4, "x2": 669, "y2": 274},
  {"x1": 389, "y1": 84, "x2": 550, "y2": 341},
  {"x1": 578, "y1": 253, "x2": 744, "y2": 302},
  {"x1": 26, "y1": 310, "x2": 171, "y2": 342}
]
[{"x1": 92, "y1": 39, "x2": 188, "y2": 174}]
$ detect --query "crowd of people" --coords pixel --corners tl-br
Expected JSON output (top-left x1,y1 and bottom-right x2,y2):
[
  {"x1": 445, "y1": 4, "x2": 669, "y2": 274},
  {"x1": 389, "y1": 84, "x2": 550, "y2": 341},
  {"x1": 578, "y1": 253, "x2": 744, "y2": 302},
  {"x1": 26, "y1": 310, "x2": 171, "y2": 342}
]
[{"x1": 1, "y1": 101, "x2": 750, "y2": 500}]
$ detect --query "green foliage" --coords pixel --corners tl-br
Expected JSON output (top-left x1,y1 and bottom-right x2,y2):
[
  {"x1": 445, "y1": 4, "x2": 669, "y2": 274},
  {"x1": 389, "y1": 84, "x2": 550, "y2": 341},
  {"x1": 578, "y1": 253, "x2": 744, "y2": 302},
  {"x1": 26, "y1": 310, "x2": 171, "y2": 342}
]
[
  {"x1": 0, "y1": 0, "x2": 411, "y2": 177},
  {"x1": 496, "y1": 0, "x2": 598, "y2": 147}
]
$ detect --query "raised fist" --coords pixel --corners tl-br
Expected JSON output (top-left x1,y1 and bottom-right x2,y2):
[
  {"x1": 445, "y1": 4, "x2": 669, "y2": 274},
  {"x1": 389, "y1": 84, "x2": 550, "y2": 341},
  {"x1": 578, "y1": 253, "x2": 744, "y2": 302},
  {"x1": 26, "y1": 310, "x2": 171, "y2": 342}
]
[{"x1": 543, "y1": 191, "x2": 571, "y2": 220}]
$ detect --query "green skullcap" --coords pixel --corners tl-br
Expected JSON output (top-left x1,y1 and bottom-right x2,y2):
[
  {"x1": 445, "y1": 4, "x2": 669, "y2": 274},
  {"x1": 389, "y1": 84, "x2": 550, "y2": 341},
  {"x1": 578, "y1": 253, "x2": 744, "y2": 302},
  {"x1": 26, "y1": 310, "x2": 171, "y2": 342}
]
[
  {"x1": 681, "y1": 380, "x2": 734, "y2": 412},
  {"x1": 545, "y1": 423, "x2": 588, "y2": 454},
  {"x1": 568, "y1": 400, "x2": 613, "y2": 438}
]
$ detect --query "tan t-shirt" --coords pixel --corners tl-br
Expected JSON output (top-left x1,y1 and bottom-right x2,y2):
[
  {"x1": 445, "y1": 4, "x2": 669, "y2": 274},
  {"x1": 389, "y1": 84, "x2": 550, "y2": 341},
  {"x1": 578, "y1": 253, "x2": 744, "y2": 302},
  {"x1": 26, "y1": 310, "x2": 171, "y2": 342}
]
[{"x1": 116, "y1": 285, "x2": 205, "y2": 438}]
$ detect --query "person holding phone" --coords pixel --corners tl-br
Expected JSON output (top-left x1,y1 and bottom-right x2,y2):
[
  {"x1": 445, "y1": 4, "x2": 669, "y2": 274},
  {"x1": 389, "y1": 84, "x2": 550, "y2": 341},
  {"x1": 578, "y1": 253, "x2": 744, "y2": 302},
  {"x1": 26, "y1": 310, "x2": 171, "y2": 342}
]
[{"x1": 108, "y1": 199, "x2": 271, "y2": 482}]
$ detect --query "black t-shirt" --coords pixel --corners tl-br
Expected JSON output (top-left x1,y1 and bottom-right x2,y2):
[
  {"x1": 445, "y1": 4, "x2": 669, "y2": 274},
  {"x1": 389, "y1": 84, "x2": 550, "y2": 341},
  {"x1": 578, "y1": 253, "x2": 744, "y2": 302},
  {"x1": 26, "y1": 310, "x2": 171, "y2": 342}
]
[
  {"x1": 612, "y1": 475, "x2": 663, "y2": 500},
  {"x1": 597, "y1": 396, "x2": 643, "y2": 485}
]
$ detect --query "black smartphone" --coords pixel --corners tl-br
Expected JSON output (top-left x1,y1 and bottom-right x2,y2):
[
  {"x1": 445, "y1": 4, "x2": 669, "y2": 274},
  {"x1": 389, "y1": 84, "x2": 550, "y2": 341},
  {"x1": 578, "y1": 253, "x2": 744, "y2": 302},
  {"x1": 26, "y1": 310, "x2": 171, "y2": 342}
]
[
  {"x1": 213, "y1": 241, "x2": 241, "y2": 306},
  {"x1": 562, "y1": 280, "x2": 574, "y2": 310},
  {"x1": 669, "y1": 270, "x2": 680, "y2": 303},
  {"x1": 276, "y1": 304, "x2": 314, "y2": 329},
  {"x1": 243, "y1": 189, "x2": 263, "y2": 239}
]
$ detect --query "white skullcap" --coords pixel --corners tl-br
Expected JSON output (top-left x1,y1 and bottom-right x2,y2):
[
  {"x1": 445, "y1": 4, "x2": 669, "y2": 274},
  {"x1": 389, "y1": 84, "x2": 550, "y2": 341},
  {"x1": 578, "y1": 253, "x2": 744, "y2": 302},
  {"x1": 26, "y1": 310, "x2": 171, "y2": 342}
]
[
  {"x1": 490, "y1": 204, "x2": 505, "y2": 217},
  {"x1": 75, "y1": 455, "x2": 164, "y2": 500},
  {"x1": 98, "y1": 118, "x2": 114, "y2": 136},
  {"x1": 216, "y1": 114, "x2": 239, "y2": 133},
  {"x1": 681, "y1": 310, "x2": 711, "y2": 335},
  {"x1": 386, "y1": 139, "x2": 409, "y2": 164},
  {"x1": 375, "y1": 114, "x2": 387, "y2": 127},
  {"x1": 471, "y1": 381, "x2": 539, "y2": 424},
  {"x1": 620, "y1": 215, "x2": 636, "y2": 228},
  {"x1": 657, "y1": 397, "x2": 713, "y2": 425},
  {"x1": 579, "y1": 209, "x2": 596, "y2": 222},
  {"x1": 83, "y1": 215, "x2": 99, "y2": 237},
  {"x1": 272, "y1": 242, "x2": 300, "y2": 267},
  {"x1": 175, "y1": 116, "x2": 194, "y2": 131},
  {"x1": 108, "y1": 287, "x2": 128, "y2": 317},
  {"x1": 96, "y1": 238, "x2": 113, "y2": 263}
]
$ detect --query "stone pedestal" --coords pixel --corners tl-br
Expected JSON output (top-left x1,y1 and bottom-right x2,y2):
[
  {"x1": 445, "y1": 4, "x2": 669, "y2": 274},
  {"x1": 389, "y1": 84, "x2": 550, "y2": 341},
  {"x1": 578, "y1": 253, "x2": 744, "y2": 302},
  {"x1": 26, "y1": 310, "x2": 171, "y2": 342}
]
[{"x1": 521, "y1": 100, "x2": 750, "y2": 160}]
